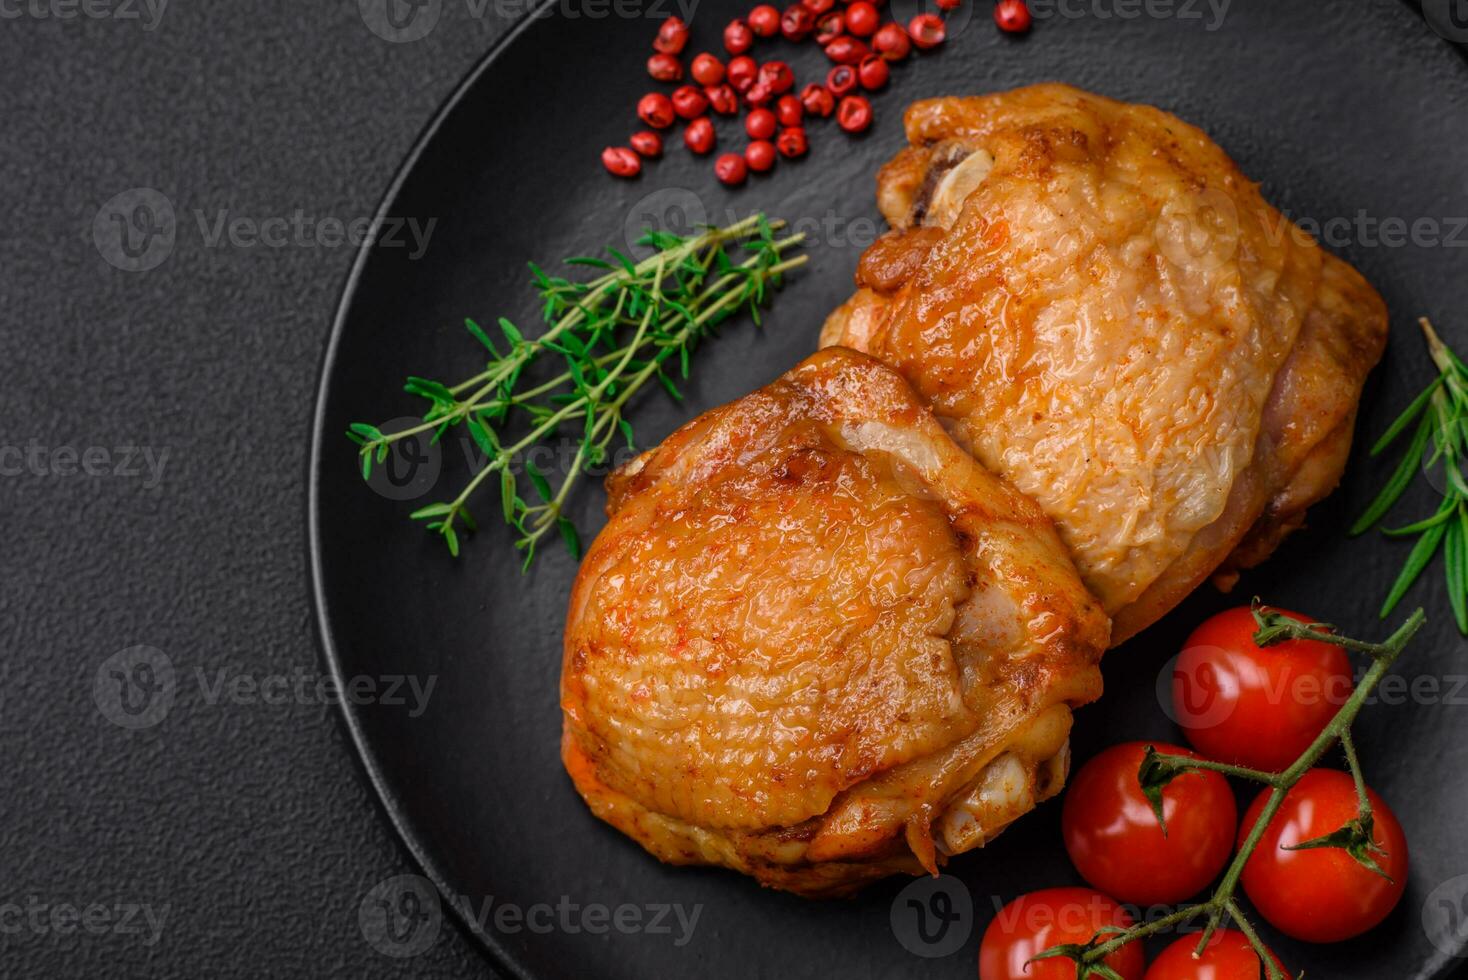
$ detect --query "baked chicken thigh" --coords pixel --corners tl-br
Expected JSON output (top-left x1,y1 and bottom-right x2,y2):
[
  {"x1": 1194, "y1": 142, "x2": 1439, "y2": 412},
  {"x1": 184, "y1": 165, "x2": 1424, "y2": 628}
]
[
  {"x1": 562, "y1": 348, "x2": 1108, "y2": 896},
  {"x1": 822, "y1": 84, "x2": 1389, "y2": 644}
]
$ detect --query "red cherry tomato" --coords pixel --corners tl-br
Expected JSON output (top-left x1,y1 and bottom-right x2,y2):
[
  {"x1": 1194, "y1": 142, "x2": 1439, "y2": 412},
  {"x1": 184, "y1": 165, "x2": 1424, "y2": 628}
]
[
  {"x1": 745, "y1": 139, "x2": 777, "y2": 172},
  {"x1": 1062, "y1": 742, "x2": 1236, "y2": 905},
  {"x1": 995, "y1": 0, "x2": 1033, "y2": 33},
  {"x1": 655, "y1": 15, "x2": 689, "y2": 54},
  {"x1": 1144, "y1": 930, "x2": 1286, "y2": 980},
  {"x1": 980, "y1": 888, "x2": 1145, "y2": 980},
  {"x1": 1172, "y1": 607, "x2": 1352, "y2": 773},
  {"x1": 844, "y1": 0, "x2": 879, "y2": 35},
  {"x1": 714, "y1": 152, "x2": 748, "y2": 185},
  {"x1": 748, "y1": 3, "x2": 781, "y2": 36},
  {"x1": 873, "y1": 21, "x2": 911, "y2": 60},
  {"x1": 1238, "y1": 769, "x2": 1408, "y2": 943}
]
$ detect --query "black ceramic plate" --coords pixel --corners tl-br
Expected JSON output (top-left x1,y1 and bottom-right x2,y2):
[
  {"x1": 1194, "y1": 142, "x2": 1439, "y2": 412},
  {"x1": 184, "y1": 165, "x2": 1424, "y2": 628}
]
[{"x1": 311, "y1": 2, "x2": 1468, "y2": 976}]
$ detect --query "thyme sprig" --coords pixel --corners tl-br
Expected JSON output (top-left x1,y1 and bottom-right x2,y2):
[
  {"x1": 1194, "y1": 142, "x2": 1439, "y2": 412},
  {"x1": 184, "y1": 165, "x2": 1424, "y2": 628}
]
[
  {"x1": 348, "y1": 214, "x2": 806, "y2": 565},
  {"x1": 1036, "y1": 602, "x2": 1426, "y2": 980},
  {"x1": 1352, "y1": 317, "x2": 1468, "y2": 632}
]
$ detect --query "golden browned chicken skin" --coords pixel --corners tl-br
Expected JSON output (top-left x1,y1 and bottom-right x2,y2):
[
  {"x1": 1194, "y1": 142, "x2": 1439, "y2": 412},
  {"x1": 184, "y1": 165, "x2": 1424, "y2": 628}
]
[
  {"x1": 562, "y1": 348, "x2": 1108, "y2": 896},
  {"x1": 822, "y1": 84, "x2": 1389, "y2": 645}
]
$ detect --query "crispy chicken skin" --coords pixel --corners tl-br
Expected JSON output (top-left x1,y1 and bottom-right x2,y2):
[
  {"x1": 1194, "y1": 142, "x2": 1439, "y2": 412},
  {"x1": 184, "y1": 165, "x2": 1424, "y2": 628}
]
[
  {"x1": 561, "y1": 348, "x2": 1109, "y2": 896},
  {"x1": 822, "y1": 84, "x2": 1389, "y2": 645}
]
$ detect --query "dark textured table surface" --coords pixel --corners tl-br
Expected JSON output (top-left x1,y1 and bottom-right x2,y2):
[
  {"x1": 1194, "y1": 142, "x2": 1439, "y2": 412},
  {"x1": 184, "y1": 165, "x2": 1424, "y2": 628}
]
[{"x1": 1, "y1": 3, "x2": 510, "y2": 976}]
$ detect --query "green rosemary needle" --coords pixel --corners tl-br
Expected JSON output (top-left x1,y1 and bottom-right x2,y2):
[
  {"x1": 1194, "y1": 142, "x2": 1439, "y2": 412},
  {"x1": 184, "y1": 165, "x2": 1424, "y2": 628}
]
[
  {"x1": 1351, "y1": 317, "x2": 1468, "y2": 632},
  {"x1": 347, "y1": 214, "x2": 806, "y2": 566}
]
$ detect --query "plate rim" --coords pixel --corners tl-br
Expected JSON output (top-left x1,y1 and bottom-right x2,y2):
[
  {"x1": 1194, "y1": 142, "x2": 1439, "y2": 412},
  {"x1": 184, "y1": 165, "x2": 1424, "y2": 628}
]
[
  {"x1": 306, "y1": 3, "x2": 1464, "y2": 977},
  {"x1": 305, "y1": 2, "x2": 561, "y2": 975}
]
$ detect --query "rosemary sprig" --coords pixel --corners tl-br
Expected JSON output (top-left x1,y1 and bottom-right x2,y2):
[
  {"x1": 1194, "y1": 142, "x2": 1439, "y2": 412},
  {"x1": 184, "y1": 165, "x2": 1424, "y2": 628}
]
[
  {"x1": 348, "y1": 214, "x2": 806, "y2": 566},
  {"x1": 1035, "y1": 602, "x2": 1426, "y2": 980},
  {"x1": 1351, "y1": 317, "x2": 1468, "y2": 632}
]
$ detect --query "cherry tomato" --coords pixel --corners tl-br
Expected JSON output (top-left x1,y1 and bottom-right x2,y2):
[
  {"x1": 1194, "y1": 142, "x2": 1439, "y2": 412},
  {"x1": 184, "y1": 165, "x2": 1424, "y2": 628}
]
[
  {"x1": 1062, "y1": 742, "x2": 1236, "y2": 905},
  {"x1": 836, "y1": 93, "x2": 872, "y2": 133},
  {"x1": 873, "y1": 21, "x2": 911, "y2": 60},
  {"x1": 748, "y1": 3, "x2": 781, "y2": 36},
  {"x1": 995, "y1": 0, "x2": 1033, "y2": 33},
  {"x1": 980, "y1": 888, "x2": 1145, "y2": 980},
  {"x1": 655, "y1": 15, "x2": 689, "y2": 54},
  {"x1": 1172, "y1": 607, "x2": 1352, "y2": 773},
  {"x1": 1238, "y1": 769, "x2": 1408, "y2": 943},
  {"x1": 845, "y1": 0, "x2": 879, "y2": 35},
  {"x1": 647, "y1": 52, "x2": 682, "y2": 82},
  {"x1": 745, "y1": 139, "x2": 777, "y2": 172},
  {"x1": 714, "y1": 152, "x2": 748, "y2": 185},
  {"x1": 1144, "y1": 930, "x2": 1286, "y2": 980}
]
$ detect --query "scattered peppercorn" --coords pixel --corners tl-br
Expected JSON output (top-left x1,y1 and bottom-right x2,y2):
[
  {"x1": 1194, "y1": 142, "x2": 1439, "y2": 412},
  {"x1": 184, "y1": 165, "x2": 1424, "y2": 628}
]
[
  {"x1": 629, "y1": 130, "x2": 663, "y2": 158},
  {"x1": 715, "y1": 152, "x2": 748, "y2": 185},
  {"x1": 601, "y1": 146, "x2": 641, "y2": 177},
  {"x1": 837, "y1": 94, "x2": 872, "y2": 133},
  {"x1": 994, "y1": 0, "x2": 1032, "y2": 33}
]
